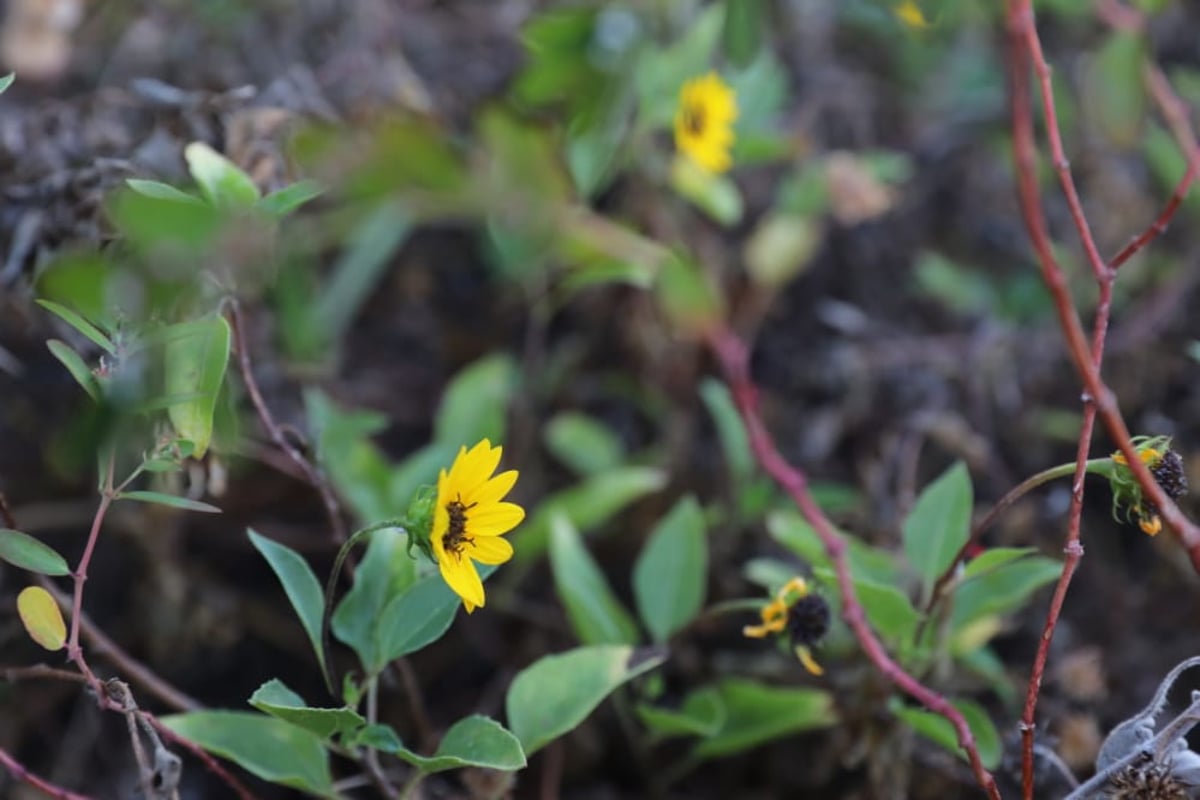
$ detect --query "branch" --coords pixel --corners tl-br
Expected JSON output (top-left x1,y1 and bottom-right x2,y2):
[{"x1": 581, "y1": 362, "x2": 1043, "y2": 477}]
[
  {"x1": 0, "y1": 744, "x2": 93, "y2": 800},
  {"x1": 705, "y1": 327, "x2": 1000, "y2": 799}
]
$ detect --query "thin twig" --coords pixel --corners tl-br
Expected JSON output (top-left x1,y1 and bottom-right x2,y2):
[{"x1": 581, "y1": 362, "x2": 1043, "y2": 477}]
[
  {"x1": 226, "y1": 299, "x2": 347, "y2": 544},
  {"x1": 706, "y1": 327, "x2": 1000, "y2": 799},
  {"x1": 0, "y1": 744, "x2": 93, "y2": 800}
]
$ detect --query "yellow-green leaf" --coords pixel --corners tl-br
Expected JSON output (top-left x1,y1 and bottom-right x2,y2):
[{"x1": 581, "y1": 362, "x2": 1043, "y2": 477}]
[
  {"x1": 17, "y1": 586, "x2": 66, "y2": 651},
  {"x1": 164, "y1": 315, "x2": 232, "y2": 458}
]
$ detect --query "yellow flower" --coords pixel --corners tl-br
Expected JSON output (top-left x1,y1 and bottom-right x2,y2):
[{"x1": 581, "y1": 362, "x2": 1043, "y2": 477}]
[
  {"x1": 893, "y1": 0, "x2": 930, "y2": 29},
  {"x1": 431, "y1": 440, "x2": 524, "y2": 613},
  {"x1": 744, "y1": 577, "x2": 828, "y2": 676},
  {"x1": 674, "y1": 72, "x2": 738, "y2": 174}
]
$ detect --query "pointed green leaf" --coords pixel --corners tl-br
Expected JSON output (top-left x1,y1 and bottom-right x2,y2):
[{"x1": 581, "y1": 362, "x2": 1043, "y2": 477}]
[
  {"x1": 0, "y1": 74, "x2": 13, "y2": 94},
  {"x1": 259, "y1": 180, "x2": 324, "y2": 218},
  {"x1": 434, "y1": 354, "x2": 517, "y2": 447},
  {"x1": 332, "y1": 527, "x2": 414, "y2": 672},
  {"x1": 47, "y1": 340, "x2": 98, "y2": 400},
  {"x1": 164, "y1": 315, "x2": 231, "y2": 458},
  {"x1": 543, "y1": 412, "x2": 624, "y2": 476},
  {"x1": 248, "y1": 529, "x2": 327, "y2": 675},
  {"x1": 962, "y1": 547, "x2": 1039, "y2": 579},
  {"x1": 950, "y1": 556, "x2": 1061, "y2": 632},
  {"x1": 893, "y1": 698, "x2": 1001, "y2": 770},
  {"x1": 633, "y1": 496, "x2": 708, "y2": 642},
  {"x1": 160, "y1": 711, "x2": 334, "y2": 797},
  {"x1": 377, "y1": 716, "x2": 526, "y2": 774},
  {"x1": 377, "y1": 566, "x2": 497, "y2": 668},
  {"x1": 125, "y1": 179, "x2": 204, "y2": 205},
  {"x1": 506, "y1": 645, "x2": 667, "y2": 755},
  {"x1": 184, "y1": 142, "x2": 261, "y2": 206},
  {"x1": 516, "y1": 467, "x2": 667, "y2": 561},
  {"x1": 549, "y1": 514, "x2": 638, "y2": 645},
  {"x1": 249, "y1": 679, "x2": 364, "y2": 741},
  {"x1": 0, "y1": 529, "x2": 70, "y2": 576},
  {"x1": 637, "y1": 687, "x2": 725, "y2": 739},
  {"x1": 691, "y1": 679, "x2": 835, "y2": 760},
  {"x1": 118, "y1": 491, "x2": 221, "y2": 513},
  {"x1": 903, "y1": 461, "x2": 973, "y2": 593},
  {"x1": 36, "y1": 300, "x2": 115, "y2": 354}
]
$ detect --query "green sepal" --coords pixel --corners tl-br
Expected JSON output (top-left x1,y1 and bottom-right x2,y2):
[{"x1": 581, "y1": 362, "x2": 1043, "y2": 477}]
[{"x1": 404, "y1": 484, "x2": 437, "y2": 563}]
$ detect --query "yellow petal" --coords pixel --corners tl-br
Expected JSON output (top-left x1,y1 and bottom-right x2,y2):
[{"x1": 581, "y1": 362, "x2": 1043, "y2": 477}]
[
  {"x1": 467, "y1": 502, "x2": 526, "y2": 536},
  {"x1": 439, "y1": 553, "x2": 485, "y2": 612},
  {"x1": 451, "y1": 439, "x2": 501, "y2": 489},
  {"x1": 469, "y1": 535, "x2": 514, "y2": 565},
  {"x1": 796, "y1": 645, "x2": 824, "y2": 676},
  {"x1": 464, "y1": 469, "x2": 518, "y2": 507},
  {"x1": 17, "y1": 586, "x2": 66, "y2": 651}
]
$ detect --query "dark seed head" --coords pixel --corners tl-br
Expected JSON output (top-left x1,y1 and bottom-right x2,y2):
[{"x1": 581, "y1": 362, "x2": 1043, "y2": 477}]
[
  {"x1": 787, "y1": 594, "x2": 830, "y2": 646},
  {"x1": 1107, "y1": 760, "x2": 1189, "y2": 800},
  {"x1": 1151, "y1": 451, "x2": 1188, "y2": 500}
]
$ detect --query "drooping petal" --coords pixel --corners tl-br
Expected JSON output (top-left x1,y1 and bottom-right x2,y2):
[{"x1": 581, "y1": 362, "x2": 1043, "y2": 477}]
[
  {"x1": 469, "y1": 535, "x2": 514, "y2": 565},
  {"x1": 439, "y1": 553, "x2": 485, "y2": 612},
  {"x1": 466, "y1": 502, "x2": 526, "y2": 537},
  {"x1": 463, "y1": 469, "x2": 518, "y2": 507}
]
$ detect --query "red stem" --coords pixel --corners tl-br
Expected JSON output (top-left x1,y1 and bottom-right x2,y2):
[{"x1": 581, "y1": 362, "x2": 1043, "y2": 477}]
[
  {"x1": 0, "y1": 745, "x2": 93, "y2": 800},
  {"x1": 706, "y1": 328, "x2": 1000, "y2": 799}
]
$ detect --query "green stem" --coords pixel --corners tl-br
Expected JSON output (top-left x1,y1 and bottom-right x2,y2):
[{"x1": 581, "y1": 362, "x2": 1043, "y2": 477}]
[{"x1": 320, "y1": 520, "x2": 408, "y2": 697}]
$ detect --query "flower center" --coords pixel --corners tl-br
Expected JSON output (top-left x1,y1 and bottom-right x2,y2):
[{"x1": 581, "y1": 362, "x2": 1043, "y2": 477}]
[
  {"x1": 682, "y1": 102, "x2": 706, "y2": 137},
  {"x1": 442, "y1": 496, "x2": 476, "y2": 559}
]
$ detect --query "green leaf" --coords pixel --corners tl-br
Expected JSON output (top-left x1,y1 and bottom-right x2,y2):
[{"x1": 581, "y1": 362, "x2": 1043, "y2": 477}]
[
  {"x1": 670, "y1": 156, "x2": 743, "y2": 225},
  {"x1": 314, "y1": 203, "x2": 411, "y2": 345},
  {"x1": 118, "y1": 491, "x2": 221, "y2": 513},
  {"x1": 506, "y1": 645, "x2": 667, "y2": 755},
  {"x1": 160, "y1": 711, "x2": 334, "y2": 797},
  {"x1": 961, "y1": 547, "x2": 1039, "y2": 579},
  {"x1": 699, "y1": 378, "x2": 753, "y2": 487},
  {"x1": 36, "y1": 300, "x2": 115, "y2": 354},
  {"x1": 184, "y1": 141, "x2": 261, "y2": 206},
  {"x1": 691, "y1": 679, "x2": 836, "y2": 760},
  {"x1": 17, "y1": 586, "x2": 67, "y2": 651},
  {"x1": 46, "y1": 340, "x2": 99, "y2": 400},
  {"x1": 332, "y1": 527, "x2": 415, "y2": 673},
  {"x1": 248, "y1": 529, "x2": 327, "y2": 676},
  {"x1": 124, "y1": 179, "x2": 204, "y2": 205},
  {"x1": 903, "y1": 461, "x2": 973, "y2": 595},
  {"x1": 893, "y1": 698, "x2": 1001, "y2": 770},
  {"x1": 304, "y1": 390, "x2": 392, "y2": 522},
  {"x1": 259, "y1": 180, "x2": 324, "y2": 218},
  {"x1": 376, "y1": 568, "x2": 496, "y2": 667},
  {"x1": 382, "y1": 716, "x2": 526, "y2": 774},
  {"x1": 632, "y1": 496, "x2": 708, "y2": 642},
  {"x1": 249, "y1": 679, "x2": 364, "y2": 741},
  {"x1": 434, "y1": 354, "x2": 517, "y2": 447},
  {"x1": 811, "y1": 566, "x2": 919, "y2": 644},
  {"x1": 549, "y1": 514, "x2": 639, "y2": 645},
  {"x1": 950, "y1": 556, "x2": 1061, "y2": 633},
  {"x1": 543, "y1": 412, "x2": 624, "y2": 476},
  {"x1": 723, "y1": 0, "x2": 765, "y2": 67},
  {"x1": 637, "y1": 687, "x2": 725, "y2": 739},
  {"x1": 769, "y1": 510, "x2": 900, "y2": 586},
  {"x1": 516, "y1": 466, "x2": 667, "y2": 561},
  {"x1": 0, "y1": 529, "x2": 70, "y2": 576},
  {"x1": 163, "y1": 315, "x2": 231, "y2": 458},
  {"x1": 0, "y1": 74, "x2": 13, "y2": 94},
  {"x1": 654, "y1": 255, "x2": 724, "y2": 336}
]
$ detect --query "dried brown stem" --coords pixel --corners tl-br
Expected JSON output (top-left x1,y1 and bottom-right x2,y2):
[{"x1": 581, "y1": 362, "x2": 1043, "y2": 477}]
[
  {"x1": 226, "y1": 299, "x2": 347, "y2": 544},
  {"x1": 706, "y1": 327, "x2": 1000, "y2": 799}
]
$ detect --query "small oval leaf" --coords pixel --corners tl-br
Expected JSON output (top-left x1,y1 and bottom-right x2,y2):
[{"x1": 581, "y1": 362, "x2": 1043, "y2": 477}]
[
  {"x1": 118, "y1": 491, "x2": 221, "y2": 514},
  {"x1": 17, "y1": 586, "x2": 67, "y2": 651}
]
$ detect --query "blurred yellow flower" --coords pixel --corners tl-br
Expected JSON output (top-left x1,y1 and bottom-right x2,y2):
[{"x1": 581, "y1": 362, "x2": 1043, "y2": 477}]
[
  {"x1": 894, "y1": 1, "x2": 930, "y2": 29},
  {"x1": 674, "y1": 72, "x2": 738, "y2": 174},
  {"x1": 431, "y1": 440, "x2": 524, "y2": 612}
]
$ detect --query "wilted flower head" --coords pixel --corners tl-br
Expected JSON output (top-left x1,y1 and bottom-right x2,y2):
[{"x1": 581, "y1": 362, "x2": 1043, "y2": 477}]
[
  {"x1": 1108, "y1": 436, "x2": 1188, "y2": 537},
  {"x1": 744, "y1": 576, "x2": 829, "y2": 675}
]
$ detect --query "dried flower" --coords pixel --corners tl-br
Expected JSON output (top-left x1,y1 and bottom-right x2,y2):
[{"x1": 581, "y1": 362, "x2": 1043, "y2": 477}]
[{"x1": 744, "y1": 577, "x2": 829, "y2": 675}]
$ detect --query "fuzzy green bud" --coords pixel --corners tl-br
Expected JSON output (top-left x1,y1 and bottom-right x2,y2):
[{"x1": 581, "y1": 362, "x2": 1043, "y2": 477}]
[{"x1": 404, "y1": 484, "x2": 438, "y2": 563}]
